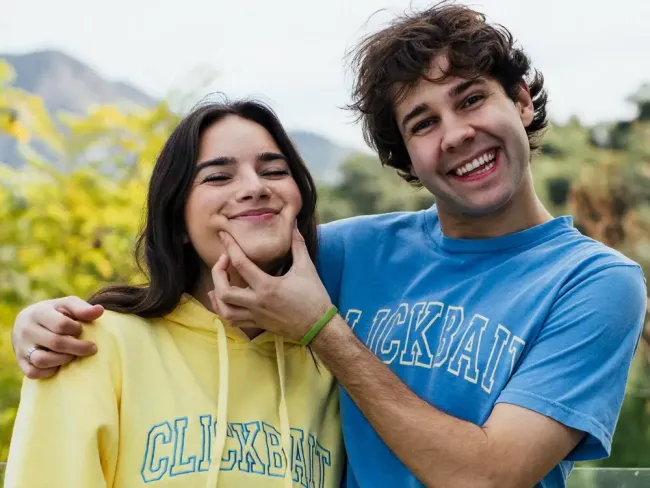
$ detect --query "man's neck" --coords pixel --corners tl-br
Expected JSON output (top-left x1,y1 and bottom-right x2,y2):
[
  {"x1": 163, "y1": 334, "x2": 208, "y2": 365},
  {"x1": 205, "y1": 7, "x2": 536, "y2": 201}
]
[{"x1": 438, "y1": 171, "x2": 554, "y2": 239}]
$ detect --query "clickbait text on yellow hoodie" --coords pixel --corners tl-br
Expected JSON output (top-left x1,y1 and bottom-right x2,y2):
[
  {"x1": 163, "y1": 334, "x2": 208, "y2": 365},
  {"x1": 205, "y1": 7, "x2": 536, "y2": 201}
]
[{"x1": 5, "y1": 295, "x2": 344, "y2": 487}]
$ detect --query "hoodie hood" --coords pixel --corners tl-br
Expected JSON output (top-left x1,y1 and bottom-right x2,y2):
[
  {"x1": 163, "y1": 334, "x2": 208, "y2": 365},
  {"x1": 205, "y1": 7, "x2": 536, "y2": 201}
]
[{"x1": 166, "y1": 294, "x2": 299, "y2": 347}]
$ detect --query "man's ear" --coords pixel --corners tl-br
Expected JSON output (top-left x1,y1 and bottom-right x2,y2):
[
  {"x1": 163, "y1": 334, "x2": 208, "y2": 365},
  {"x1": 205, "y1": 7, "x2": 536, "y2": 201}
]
[{"x1": 516, "y1": 80, "x2": 534, "y2": 128}]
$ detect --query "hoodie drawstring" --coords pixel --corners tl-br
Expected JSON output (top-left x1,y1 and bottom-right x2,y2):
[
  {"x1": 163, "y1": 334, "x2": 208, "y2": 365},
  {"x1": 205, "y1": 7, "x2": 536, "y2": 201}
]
[
  {"x1": 207, "y1": 319, "x2": 230, "y2": 487},
  {"x1": 207, "y1": 320, "x2": 292, "y2": 488},
  {"x1": 274, "y1": 335, "x2": 293, "y2": 488}
]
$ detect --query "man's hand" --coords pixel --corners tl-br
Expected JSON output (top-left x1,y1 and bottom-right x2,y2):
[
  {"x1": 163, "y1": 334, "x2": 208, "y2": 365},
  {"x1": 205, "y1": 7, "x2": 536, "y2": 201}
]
[
  {"x1": 12, "y1": 297, "x2": 103, "y2": 378},
  {"x1": 211, "y1": 228, "x2": 333, "y2": 342}
]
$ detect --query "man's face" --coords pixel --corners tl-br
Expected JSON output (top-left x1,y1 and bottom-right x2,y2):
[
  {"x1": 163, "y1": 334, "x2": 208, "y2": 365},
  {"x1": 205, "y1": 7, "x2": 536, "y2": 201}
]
[{"x1": 394, "y1": 56, "x2": 534, "y2": 217}]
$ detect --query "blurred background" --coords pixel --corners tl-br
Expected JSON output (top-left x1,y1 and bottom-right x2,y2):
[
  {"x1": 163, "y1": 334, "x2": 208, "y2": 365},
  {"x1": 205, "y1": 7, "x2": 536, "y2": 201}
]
[{"x1": 1, "y1": 0, "x2": 649, "y2": 486}]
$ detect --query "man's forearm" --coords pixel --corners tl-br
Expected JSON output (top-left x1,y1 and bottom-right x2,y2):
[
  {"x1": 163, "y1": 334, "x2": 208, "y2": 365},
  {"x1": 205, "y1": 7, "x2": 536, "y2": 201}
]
[{"x1": 311, "y1": 315, "x2": 505, "y2": 488}]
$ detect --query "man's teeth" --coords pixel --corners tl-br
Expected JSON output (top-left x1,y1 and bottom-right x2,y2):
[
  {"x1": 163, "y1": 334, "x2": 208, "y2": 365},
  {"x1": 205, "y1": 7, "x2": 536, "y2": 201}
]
[{"x1": 454, "y1": 151, "x2": 496, "y2": 176}]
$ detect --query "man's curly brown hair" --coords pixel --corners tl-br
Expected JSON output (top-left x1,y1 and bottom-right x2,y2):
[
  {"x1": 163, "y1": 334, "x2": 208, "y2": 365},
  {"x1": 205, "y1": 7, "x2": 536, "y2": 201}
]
[{"x1": 347, "y1": 1, "x2": 549, "y2": 186}]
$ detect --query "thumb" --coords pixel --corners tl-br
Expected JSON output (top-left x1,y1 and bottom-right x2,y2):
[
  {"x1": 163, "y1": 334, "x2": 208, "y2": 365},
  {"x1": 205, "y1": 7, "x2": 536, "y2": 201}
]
[
  {"x1": 54, "y1": 297, "x2": 104, "y2": 322},
  {"x1": 70, "y1": 304, "x2": 105, "y2": 322},
  {"x1": 291, "y1": 227, "x2": 311, "y2": 266}
]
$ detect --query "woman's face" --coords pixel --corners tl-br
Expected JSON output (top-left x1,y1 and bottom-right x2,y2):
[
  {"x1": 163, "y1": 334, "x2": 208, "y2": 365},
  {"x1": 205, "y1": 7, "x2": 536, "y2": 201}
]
[{"x1": 184, "y1": 115, "x2": 303, "y2": 271}]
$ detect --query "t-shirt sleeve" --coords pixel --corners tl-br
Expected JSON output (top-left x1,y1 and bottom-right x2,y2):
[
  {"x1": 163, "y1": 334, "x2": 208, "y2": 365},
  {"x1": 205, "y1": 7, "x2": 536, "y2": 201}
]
[
  {"x1": 316, "y1": 223, "x2": 346, "y2": 307},
  {"x1": 495, "y1": 263, "x2": 647, "y2": 461}
]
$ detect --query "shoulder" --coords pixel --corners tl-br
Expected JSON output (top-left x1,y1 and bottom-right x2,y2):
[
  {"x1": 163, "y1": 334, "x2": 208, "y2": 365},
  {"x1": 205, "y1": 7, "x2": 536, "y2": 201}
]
[
  {"x1": 542, "y1": 229, "x2": 647, "y2": 343},
  {"x1": 316, "y1": 209, "x2": 431, "y2": 303},
  {"x1": 551, "y1": 227, "x2": 645, "y2": 292},
  {"x1": 79, "y1": 310, "x2": 159, "y2": 371},
  {"x1": 82, "y1": 309, "x2": 153, "y2": 344},
  {"x1": 318, "y1": 208, "x2": 430, "y2": 246}
]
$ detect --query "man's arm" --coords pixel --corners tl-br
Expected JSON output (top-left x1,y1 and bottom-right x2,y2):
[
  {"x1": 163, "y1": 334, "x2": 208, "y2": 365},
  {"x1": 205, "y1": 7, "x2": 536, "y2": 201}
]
[
  {"x1": 310, "y1": 315, "x2": 582, "y2": 488},
  {"x1": 214, "y1": 230, "x2": 646, "y2": 488}
]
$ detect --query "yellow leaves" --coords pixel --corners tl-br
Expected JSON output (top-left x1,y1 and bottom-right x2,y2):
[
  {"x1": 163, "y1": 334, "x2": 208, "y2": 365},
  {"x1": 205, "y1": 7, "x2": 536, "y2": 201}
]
[
  {"x1": 8, "y1": 122, "x2": 29, "y2": 143},
  {"x1": 86, "y1": 250, "x2": 114, "y2": 279},
  {"x1": 0, "y1": 67, "x2": 166, "y2": 292},
  {"x1": 0, "y1": 58, "x2": 61, "y2": 151},
  {"x1": 0, "y1": 58, "x2": 184, "y2": 460},
  {"x1": 16, "y1": 247, "x2": 43, "y2": 268},
  {"x1": 44, "y1": 201, "x2": 70, "y2": 223},
  {"x1": 0, "y1": 114, "x2": 29, "y2": 143},
  {"x1": 0, "y1": 60, "x2": 16, "y2": 84}
]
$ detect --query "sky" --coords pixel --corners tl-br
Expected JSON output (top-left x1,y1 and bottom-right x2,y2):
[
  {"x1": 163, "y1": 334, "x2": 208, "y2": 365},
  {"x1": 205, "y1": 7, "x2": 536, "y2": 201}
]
[{"x1": 3, "y1": 0, "x2": 650, "y2": 151}]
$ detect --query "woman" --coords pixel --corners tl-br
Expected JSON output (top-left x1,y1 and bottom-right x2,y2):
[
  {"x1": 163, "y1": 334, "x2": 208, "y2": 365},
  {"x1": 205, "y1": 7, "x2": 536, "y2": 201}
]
[{"x1": 5, "y1": 99, "x2": 344, "y2": 487}]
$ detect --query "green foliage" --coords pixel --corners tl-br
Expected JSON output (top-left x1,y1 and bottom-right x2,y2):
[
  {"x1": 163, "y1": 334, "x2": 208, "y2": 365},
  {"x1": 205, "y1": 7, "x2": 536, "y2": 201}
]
[
  {"x1": 532, "y1": 109, "x2": 650, "y2": 469},
  {"x1": 317, "y1": 154, "x2": 434, "y2": 223}
]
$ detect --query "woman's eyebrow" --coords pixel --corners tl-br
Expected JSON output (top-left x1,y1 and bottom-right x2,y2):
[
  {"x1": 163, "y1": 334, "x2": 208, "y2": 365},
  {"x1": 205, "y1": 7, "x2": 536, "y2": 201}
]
[{"x1": 195, "y1": 156, "x2": 235, "y2": 173}]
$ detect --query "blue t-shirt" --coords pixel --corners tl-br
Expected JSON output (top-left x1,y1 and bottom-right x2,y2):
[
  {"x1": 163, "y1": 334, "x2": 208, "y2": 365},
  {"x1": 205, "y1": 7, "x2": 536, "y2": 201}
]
[{"x1": 316, "y1": 205, "x2": 646, "y2": 488}]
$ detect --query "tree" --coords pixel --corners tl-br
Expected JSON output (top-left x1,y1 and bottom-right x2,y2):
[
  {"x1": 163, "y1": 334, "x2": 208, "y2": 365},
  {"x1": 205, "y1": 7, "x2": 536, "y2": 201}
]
[
  {"x1": 317, "y1": 153, "x2": 434, "y2": 223},
  {"x1": 532, "y1": 93, "x2": 650, "y2": 469},
  {"x1": 0, "y1": 58, "x2": 180, "y2": 459}
]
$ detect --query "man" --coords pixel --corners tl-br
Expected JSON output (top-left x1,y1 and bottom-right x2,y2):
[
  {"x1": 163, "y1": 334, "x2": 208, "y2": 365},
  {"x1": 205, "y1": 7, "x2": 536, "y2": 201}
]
[{"x1": 10, "y1": 3, "x2": 647, "y2": 487}]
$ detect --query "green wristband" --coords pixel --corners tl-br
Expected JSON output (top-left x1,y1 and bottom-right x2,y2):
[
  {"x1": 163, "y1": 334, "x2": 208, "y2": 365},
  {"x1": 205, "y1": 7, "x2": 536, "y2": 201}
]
[{"x1": 300, "y1": 305, "x2": 338, "y2": 346}]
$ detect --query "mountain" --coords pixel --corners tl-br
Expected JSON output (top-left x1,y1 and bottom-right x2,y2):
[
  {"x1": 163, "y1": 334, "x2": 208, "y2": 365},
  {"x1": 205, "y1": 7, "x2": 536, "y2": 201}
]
[
  {"x1": 0, "y1": 49, "x2": 357, "y2": 180},
  {"x1": 288, "y1": 131, "x2": 357, "y2": 182},
  {"x1": 3, "y1": 50, "x2": 156, "y2": 115}
]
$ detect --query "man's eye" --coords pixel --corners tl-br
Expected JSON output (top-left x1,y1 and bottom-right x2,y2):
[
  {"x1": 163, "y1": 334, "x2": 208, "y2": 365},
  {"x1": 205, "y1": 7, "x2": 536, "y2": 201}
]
[
  {"x1": 463, "y1": 94, "x2": 485, "y2": 108},
  {"x1": 411, "y1": 118, "x2": 437, "y2": 134}
]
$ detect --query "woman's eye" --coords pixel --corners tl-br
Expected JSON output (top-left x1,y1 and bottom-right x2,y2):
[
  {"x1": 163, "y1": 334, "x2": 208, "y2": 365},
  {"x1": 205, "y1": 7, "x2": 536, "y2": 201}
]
[
  {"x1": 263, "y1": 169, "x2": 290, "y2": 178},
  {"x1": 202, "y1": 174, "x2": 230, "y2": 184}
]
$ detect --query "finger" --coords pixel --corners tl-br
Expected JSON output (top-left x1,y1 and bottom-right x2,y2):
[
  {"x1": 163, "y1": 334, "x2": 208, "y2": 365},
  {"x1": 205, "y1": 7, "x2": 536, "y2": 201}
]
[
  {"x1": 207, "y1": 291, "x2": 219, "y2": 314},
  {"x1": 19, "y1": 359, "x2": 60, "y2": 380},
  {"x1": 12, "y1": 305, "x2": 91, "y2": 364},
  {"x1": 51, "y1": 296, "x2": 105, "y2": 322},
  {"x1": 291, "y1": 227, "x2": 311, "y2": 265},
  {"x1": 221, "y1": 288, "x2": 257, "y2": 308},
  {"x1": 30, "y1": 306, "x2": 84, "y2": 337},
  {"x1": 211, "y1": 256, "x2": 257, "y2": 307},
  {"x1": 27, "y1": 324, "x2": 97, "y2": 357},
  {"x1": 219, "y1": 232, "x2": 267, "y2": 286},
  {"x1": 211, "y1": 255, "x2": 232, "y2": 296},
  {"x1": 26, "y1": 348, "x2": 77, "y2": 370},
  {"x1": 234, "y1": 320, "x2": 260, "y2": 329},
  {"x1": 216, "y1": 299, "x2": 255, "y2": 323}
]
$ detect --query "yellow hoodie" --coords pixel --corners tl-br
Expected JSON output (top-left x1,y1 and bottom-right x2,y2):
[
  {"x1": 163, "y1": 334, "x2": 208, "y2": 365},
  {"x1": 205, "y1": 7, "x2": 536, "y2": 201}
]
[{"x1": 5, "y1": 295, "x2": 344, "y2": 488}]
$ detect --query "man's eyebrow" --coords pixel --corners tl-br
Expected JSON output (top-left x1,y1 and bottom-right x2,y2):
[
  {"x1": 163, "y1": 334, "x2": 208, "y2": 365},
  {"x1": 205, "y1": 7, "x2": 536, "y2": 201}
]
[
  {"x1": 449, "y1": 78, "x2": 486, "y2": 98},
  {"x1": 400, "y1": 79, "x2": 489, "y2": 132},
  {"x1": 401, "y1": 103, "x2": 430, "y2": 132}
]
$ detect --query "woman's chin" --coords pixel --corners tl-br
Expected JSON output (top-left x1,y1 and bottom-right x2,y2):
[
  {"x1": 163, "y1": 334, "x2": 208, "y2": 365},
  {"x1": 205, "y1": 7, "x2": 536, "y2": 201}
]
[{"x1": 241, "y1": 243, "x2": 291, "y2": 272}]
